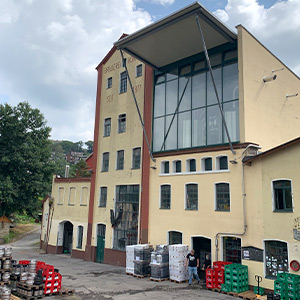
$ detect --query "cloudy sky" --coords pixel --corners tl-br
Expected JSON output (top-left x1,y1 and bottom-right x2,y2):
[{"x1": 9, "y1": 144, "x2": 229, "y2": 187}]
[{"x1": 1, "y1": 0, "x2": 299, "y2": 142}]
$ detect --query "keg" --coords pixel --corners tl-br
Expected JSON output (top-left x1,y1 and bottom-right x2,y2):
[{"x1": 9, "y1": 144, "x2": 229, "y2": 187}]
[
  {"x1": 15, "y1": 264, "x2": 21, "y2": 275},
  {"x1": 3, "y1": 259, "x2": 11, "y2": 270},
  {"x1": 2, "y1": 272, "x2": 10, "y2": 282},
  {"x1": 1, "y1": 287, "x2": 11, "y2": 300},
  {"x1": 4, "y1": 247, "x2": 12, "y2": 257},
  {"x1": 20, "y1": 272, "x2": 28, "y2": 282},
  {"x1": 28, "y1": 259, "x2": 37, "y2": 273},
  {"x1": 26, "y1": 278, "x2": 34, "y2": 286},
  {"x1": 0, "y1": 247, "x2": 4, "y2": 258}
]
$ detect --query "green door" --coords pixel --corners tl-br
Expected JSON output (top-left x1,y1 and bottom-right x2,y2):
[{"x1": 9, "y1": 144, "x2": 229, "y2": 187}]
[{"x1": 96, "y1": 224, "x2": 106, "y2": 263}]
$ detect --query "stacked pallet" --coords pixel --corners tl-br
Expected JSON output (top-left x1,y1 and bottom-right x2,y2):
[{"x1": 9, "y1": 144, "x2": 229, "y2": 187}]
[
  {"x1": 206, "y1": 261, "x2": 232, "y2": 289},
  {"x1": 169, "y1": 244, "x2": 189, "y2": 283},
  {"x1": 150, "y1": 245, "x2": 169, "y2": 281},
  {"x1": 37, "y1": 264, "x2": 62, "y2": 295},
  {"x1": 133, "y1": 245, "x2": 153, "y2": 277},
  {"x1": 126, "y1": 245, "x2": 135, "y2": 275},
  {"x1": 221, "y1": 263, "x2": 249, "y2": 293},
  {"x1": 274, "y1": 272, "x2": 300, "y2": 300}
]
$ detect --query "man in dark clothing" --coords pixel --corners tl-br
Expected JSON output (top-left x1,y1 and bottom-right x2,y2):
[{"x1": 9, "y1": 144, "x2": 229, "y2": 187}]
[{"x1": 185, "y1": 249, "x2": 200, "y2": 285}]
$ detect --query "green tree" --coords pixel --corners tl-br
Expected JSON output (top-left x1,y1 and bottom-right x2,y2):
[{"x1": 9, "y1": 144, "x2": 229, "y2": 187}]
[
  {"x1": 70, "y1": 159, "x2": 91, "y2": 178},
  {"x1": 0, "y1": 102, "x2": 52, "y2": 216},
  {"x1": 85, "y1": 140, "x2": 93, "y2": 154}
]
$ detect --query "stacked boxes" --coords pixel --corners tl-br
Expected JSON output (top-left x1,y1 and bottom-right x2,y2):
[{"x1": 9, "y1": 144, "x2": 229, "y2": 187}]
[
  {"x1": 133, "y1": 244, "x2": 153, "y2": 276},
  {"x1": 221, "y1": 264, "x2": 249, "y2": 293},
  {"x1": 150, "y1": 245, "x2": 169, "y2": 280},
  {"x1": 206, "y1": 261, "x2": 232, "y2": 289},
  {"x1": 169, "y1": 244, "x2": 189, "y2": 282},
  {"x1": 274, "y1": 272, "x2": 300, "y2": 300},
  {"x1": 37, "y1": 264, "x2": 62, "y2": 295},
  {"x1": 126, "y1": 245, "x2": 136, "y2": 274}
]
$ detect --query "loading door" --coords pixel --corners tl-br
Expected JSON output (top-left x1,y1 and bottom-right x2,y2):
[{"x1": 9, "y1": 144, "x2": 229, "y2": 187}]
[
  {"x1": 63, "y1": 221, "x2": 73, "y2": 254},
  {"x1": 96, "y1": 224, "x2": 106, "y2": 263},
  {"x1": 192, "y1": 237, "x2": 211, "y2": 280}
]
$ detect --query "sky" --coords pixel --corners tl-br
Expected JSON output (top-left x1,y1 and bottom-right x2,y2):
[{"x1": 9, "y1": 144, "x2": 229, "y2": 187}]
[{"x1": 0, "y1": 0, "x2": 299, "y2": 142}]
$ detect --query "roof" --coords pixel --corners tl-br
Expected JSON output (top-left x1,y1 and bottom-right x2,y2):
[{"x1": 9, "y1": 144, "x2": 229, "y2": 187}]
[
  {"x1": 244, "y1": 137, "x2": 300, "y2": 165},
  {"x1": 114, "y1": 2, "x2": 237, "y2": 70}
]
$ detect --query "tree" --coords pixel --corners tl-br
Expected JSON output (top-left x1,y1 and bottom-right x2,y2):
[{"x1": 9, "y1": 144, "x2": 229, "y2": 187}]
[
  {"x1": 0, "y1": 102, "x2": 52, "y2": 216},
  {"x1": 70, "y1": 159, "x2": 91, "y2": 178},
  {"x1": 85, "y1": 140, "x2": 93, "y2": 154}
]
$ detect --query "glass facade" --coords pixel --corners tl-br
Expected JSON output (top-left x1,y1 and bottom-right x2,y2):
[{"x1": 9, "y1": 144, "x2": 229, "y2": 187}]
[{"x1": 152, "y1": 49, "x2": 239, "y2": 152}]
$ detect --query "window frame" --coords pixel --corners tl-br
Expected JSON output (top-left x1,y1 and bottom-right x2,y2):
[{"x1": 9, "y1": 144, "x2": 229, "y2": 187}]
[
  {"x1": 216, "y1": 155, "x2": 228, "y2": 170},
  {"x1": 272, "y1": 179, "x2": 293, "y2": 212},
  {"x1": 136, "y1": 64, "x2": 142, "y2": 77},
  {"x1": 132, "y1": 147, "x2": 141, "y2": 169},
  {"x1": 101, "y1": 152, "x2": 109, "y2": 172},
  {"x1": 172, "y1": 160, "x2": 182, "y2": 173},
  {"x1": 186, "y1": 158, "x2": 196, "y2": 172},
  {"x1": 119, "y1": 71, "x2": 127, "y2": 94},
  {"x1": 107, "y1": 77, "x2": 112, "y2": 89},
  {"x1": 160, "y1": 184, "x2": 171, "y2": 209},
  {"x1": 222, "y1": 236, "x2": 241, "y2": 264},
  {"x1": 215, "y1": 182, "x2": 231, "y2": 211},
  {"x1": 104, "y1": 118, "x2": 111, "y2": 137},
  {"x1": 116, "y1": 150, "x2": 125, "y2": 170},
  {"x1": 57, "y1": 187, "x2": 65, "y2": 205},
  {"x1": 185, "y1": 183, "x2": 198, "y2": 210},
  {"x1": 99, "y1": 186, "x2": 107, "y2": 208},
  {"x1": 80, "y1": 186, "x2": 88, "y2": 206},
  {"x1": 68, "y1": 187, "x2": 76, "y2": 206},
  {"x1": 201, "y1": 157, "x2": 213, "y2": 171},
  {"x1": 168, "y1": 230, "x2": 183, "y2": 245},
  {"x1": 77, "y1": 225, "x2": 83, "y2": 249},
  {"x1": 161, "y1": 161, "x2": 170, "y2": 174},
  {"x1": 118, "y1": 114, "x2": 126, "y2": 134}
]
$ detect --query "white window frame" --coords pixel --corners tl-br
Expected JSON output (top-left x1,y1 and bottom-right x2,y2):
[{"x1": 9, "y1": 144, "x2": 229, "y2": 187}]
[
  {"x1": 214, "y1": 182, "x2": 231, "y2": 211},
  {"x1": 185, "y1": 182, "x2": 198, "y2": 210},
  {"x1": 186, "y1": 158, "x2": 196, "y2": 172},
  {"x1": 80, "y1": 186, "x2": 89, "y2": 206},
  {"x1": 159, "y1": 184, "x2": 171, "y2": 209},
  {"x1": 201, "y1": 156, "x2": 213, "y2": 171},
  {"x1": 271, "y1": 178, "x2": 293, "y2": 212},
  {"x1": 172, "y1": 159, "x2": 182, "y2": 173},
  {"x1": 160, "y1": 160, "x2": 170, "y2": 174},
  {"x1": 132, "y1": 147, "x2": 141, "y2": 169},
  {"x1": 215, "y1": 155, "x2": 228, "y2": 170}
]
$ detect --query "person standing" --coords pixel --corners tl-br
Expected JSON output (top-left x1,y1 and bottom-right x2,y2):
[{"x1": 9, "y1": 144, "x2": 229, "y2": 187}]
[{"x1": 185, "y1": 249, "x2": 200, "y2": 285}]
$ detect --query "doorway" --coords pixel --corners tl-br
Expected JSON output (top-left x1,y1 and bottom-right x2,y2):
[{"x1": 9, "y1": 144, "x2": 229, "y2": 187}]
[
  {"x1": 192, "y1": 237, "x2": 211, "y2": 280},
  {"x1": 96, "y1": 224, "x2": 106, "y2": 263},
  {"x1": 62, "y1": 221, "x2": 73, "y2": 254}
]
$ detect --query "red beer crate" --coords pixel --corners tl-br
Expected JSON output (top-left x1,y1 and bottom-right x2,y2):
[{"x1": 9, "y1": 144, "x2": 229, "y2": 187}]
[
  {"x1": 19, "y1": 260, "x2": 30, "y2": 265},
  {"x1": 206, "y1": 281, "x2": 216, "y2": 289},
  {"x1": 206, "y1": 268, "x2": 215, "y2": 276}
]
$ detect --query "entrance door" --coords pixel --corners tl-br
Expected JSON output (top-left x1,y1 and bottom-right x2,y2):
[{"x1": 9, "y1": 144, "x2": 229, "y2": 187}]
[
  {"x1": 96, "y1": 224, "x2": 106, "y2": 263},
  {"x1": 192, "y1": 237, "x2": 211, "y2": 280},
  {"x1": 63, "y1": 221, "x2": 73, "y2": 254}
]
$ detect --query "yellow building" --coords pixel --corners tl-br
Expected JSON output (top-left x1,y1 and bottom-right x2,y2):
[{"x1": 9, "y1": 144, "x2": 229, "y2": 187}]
[{"x1": 42, "y1": 2, "x2": 300, "y2": 290}]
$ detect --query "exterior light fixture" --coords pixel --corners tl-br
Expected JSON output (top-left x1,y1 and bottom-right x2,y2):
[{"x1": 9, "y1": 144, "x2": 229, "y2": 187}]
[
  {"x1": 263, "y1": 75, "x2": 277, "y2": 83},
  {"x1": 286, "y1": 93, "x2": 298, "y2": 99},
  {"x1": 229, "y1": 159, "x2": 238, "y2": 164}
]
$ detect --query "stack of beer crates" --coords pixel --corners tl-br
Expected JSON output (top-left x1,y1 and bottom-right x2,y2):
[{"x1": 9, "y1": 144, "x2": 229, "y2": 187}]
[
  {"x1": 37, "y1": 264, "x2": 62, "y2": 295},
  {"x1": 206, "y1": 261, "x2": 232, "y2": 289},
  {"x1": 274, "y1": 272, "x2": 300, "y2": 300},
  {"x1": 221, "y1": 264, "x2": 249, "y2": 293}
]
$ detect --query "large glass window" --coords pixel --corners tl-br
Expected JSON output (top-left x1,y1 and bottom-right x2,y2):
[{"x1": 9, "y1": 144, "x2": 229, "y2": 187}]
[
  {"x1": 104, "y1": 118, "x2": 111, "y2": 137},
  {"x1": 223, "y1": 237, "x2": 241, "y2": 263},
  {"x1": 113, "y1": 185, "x2": 139, "y2": 251},
  {"x1": 152, "y1": 52, "x2": 239, "y2": 152},
  {"x1": 273, "y1": 180, "x2": 292, "y2": 212},
  {"x1": 265, "y1": 241, "x2": 288, "y2": 279},
  {"x1": 186, "y1": 184, "x2": 198, "y2": 210},
  {"x1": 160, "y1": 185, "x2": 171, "y2": 209},
  {"x1": 169, "y1": 231, "x2": 182, "y2": 245},
  {"x1": 216, "y1": 183, "x2": 230, "y2": 211},
  {"x1": 99, "y1": 187, "x2": 107, "y2": 207},
  {"x1": 132, "y1": 148, "x2": 141, "y2": 169}
]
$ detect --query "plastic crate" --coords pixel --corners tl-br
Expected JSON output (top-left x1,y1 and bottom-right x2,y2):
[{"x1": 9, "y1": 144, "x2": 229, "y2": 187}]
[
  {"x1": 217, "y1": 270, "x2": 224, "y2": 277},
  {"x1": 206, "y1": 281, "x2": 216, "y2": 289},
  {"x1": 220, "y1": 262, "x2": 232, "y2": 270},
  {"x1": 19, "y1": 260, "x2": 30, "y2": 265},
  {"x1": 287, "y1": 295, "x2": 299, "y2": 300},
  {"x1": 277, "y1": 272, "x2": 287, "y2": 282},
  {"x1": 254, "y1": 286, "x2": 265, "y2": 295},
  {"x1": 286, "y1": 274, "x2": 300, "y2": 284},
  {"x1": 232, "y1": 285, "x2": 248, "y2": 293},
  {"x1": 206, "y1": 268, "x2": 215, "y2": 276},
  {"x1": 287, "y1": 282, "x2": 299, "y2": 292},
  {"x1": 217, "y1": 276, "x2": 225, "y2": 284},
  {"x1": 221, "y1": 283, "x2": 231, "y2": 292}
]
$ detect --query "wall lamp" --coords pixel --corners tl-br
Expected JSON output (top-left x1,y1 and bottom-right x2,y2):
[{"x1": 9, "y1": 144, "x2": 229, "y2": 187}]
[
  {"x1": 150, "y1": 166, "x2": 157, "y2": 170},
  {"x1": 286, "y1": 93, "x2": 298, "y2": 99},
  {"x1": 229, "y1": 159, "x2": 238, "y2": 165},
  {"x1": 263, "y1": 75, "x2": 277, "y2": 83}
]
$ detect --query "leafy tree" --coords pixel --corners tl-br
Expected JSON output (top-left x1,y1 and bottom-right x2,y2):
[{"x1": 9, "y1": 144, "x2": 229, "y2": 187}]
[
  {"x1": 0, "y1": 102, "x2": 52, "y2": 216},
  {"x1": 85, "y1": 140, "x2": 93, "y2": 154},
  {"x1": 70, "y1": 159, "x2": 91, "y2": 178}
]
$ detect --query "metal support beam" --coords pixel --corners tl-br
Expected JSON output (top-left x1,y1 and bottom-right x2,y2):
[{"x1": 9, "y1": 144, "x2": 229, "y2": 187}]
[
  {"x1": 195, "y1": 13, "x2": 236, "y2": 155},
  {"x1": 160, "y1": 78, "x2": 190, "y2": 151},
  {"x1": 120, "y1": 49, "x2": 155, "y2": 162}
]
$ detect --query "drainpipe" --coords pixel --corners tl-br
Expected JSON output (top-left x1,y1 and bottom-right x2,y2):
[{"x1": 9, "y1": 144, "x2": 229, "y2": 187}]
[{"x1": 215, "y1": 144, "x2": 260, "y2": 261}]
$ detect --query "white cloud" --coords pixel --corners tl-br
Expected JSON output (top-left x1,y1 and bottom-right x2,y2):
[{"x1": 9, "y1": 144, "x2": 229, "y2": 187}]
[
  {"x1": 214, "y1": 0, "x2": 300, "y2": 76},
  {"x1": 135, "y1": 0, "x2": 174, "y2": 5}
]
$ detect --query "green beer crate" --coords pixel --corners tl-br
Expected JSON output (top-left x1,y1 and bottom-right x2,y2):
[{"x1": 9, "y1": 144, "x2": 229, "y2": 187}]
[
  {"x1": 221, "y1": 283, "x2": 232, "y2": 292},
  {"x1": 277, "y1": 272, "x2": 287, "y2": 282},
  {"x1": 286, "y1": 273, "x2": 300, "y2": 284},
  {"x1": 254, "y1": 286, "x2": 265, "y2": 295}
]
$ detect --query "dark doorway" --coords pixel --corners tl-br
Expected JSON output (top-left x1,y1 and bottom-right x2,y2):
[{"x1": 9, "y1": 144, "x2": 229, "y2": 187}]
[
  {"x1": 192, "y1": 237, "x2": 211, "y2": 281},
  {"x1": 63, "y1": 221, "x2": 73, "y2": 254}
]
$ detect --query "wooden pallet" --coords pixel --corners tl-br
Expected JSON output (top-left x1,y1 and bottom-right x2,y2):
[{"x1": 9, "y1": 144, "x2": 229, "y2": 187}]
[
  {"x1": 237, "y1": 290, "x2": 257, "y2": 300},
  {"x1": 0, "y1": 256, "x2": 12, "y2": 260},
  {"x1": 14, "y1": 292, "x2": 44, "y2": 300},
  {"x1": 133, "y1": 274, "x2": 150, "y2": 278},
  {"x1": 59, "y1": 287, "x2": 75, "y2": 295},
  {"x1": 10, "y1": 294, "x2": 22, "y2": 300},
  {"x1": 228, "y1": 291, "x2": 239, "y2": 297},
  {"x1": 169, "y1": 279, "x2": 188, "y2": 284},
  {"x1": 0, "y1": 280, "x2": 11, "y2": 285},
  {"x1": 150, "y1": 277, "x2": 169, "y2": 282},
  {"x1": 212, "y1": 288, "x2": 222, "y2": 293},
  {"x1": 126, "y1": 272, "x2": 134, "y2": 276}
]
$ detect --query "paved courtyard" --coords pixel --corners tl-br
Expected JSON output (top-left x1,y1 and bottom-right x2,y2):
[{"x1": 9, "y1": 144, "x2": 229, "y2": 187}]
[{"x1": 10, "y1": 229, "x2": 234, "y2": 300}]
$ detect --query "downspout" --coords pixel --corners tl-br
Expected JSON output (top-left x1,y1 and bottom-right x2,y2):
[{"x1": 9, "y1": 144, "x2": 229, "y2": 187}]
[{"x1": 215, "y1": 144, "x2": 260, "y2": 261}]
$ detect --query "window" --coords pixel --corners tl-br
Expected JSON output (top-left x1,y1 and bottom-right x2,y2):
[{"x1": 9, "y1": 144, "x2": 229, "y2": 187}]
[
  {"x1": 215, "y1": 183, "x2": 230, "y2": 211},
  {"x1": 77, "y1": 226, "x2": 83, "y2": 249},
  {"x1": 122, "y1": 58, "x2": 126, "y2": 68},
  {"x1": 136, "y1": 64, "x2": 142, "y2": 77},
  {"x1": 217, "y1": 156, "x2": 228, "y2": 170},
  {"x1": 152, "y1": 55, "x2": 239, "y2": 153},
  {"x1": 273, "y1": 180, "x2": 292, "y2": 212},
  {"x1": 80, "y1": 187, "x2": 88, "y2": 205},
  {"x1": 186, "y1": 184, "x2": 198, "y2": 210},
  {"x1": 107, "y1": 77, "x2": 112, "y2": 89},
  {"x1": 58, "y1": 187, "x2": 65, "y2": 205},
  {"x1": 104, "y1": 118, "x2": 111, "y2": 137},
  {"x1": 223, "y1": 237, "x2": 241, "y2": 263},
  {"x1": 99, "y1": 187, "x2": 107, "y2": 207},
  {"x1": 120, "y1": 71, "x2": 127, "y2": 93},
  {"x1": 116, "y1": 150, "x2": 124, "y2": 170},
  {"x1": 101, "y1": 152, "x2": 109, "y2": 172},
  {"x1": 173, "y1": 160, "x2": 181, "y2": 173},
  {"x1": 160, "y1": 185, "x2": 171, "y2": 209},
  {"x1": 132, "y1": 147, "x2": 141, "y2": 169},
  {"x1": 265, "y1": 241, "x2": 288, "y2": 279},
  {"x1": 161, "y1": 161, "x2": 169, "y2": 174},
  {"x1": 118, "y1": 114, "x2": 126, "y2": 133},
  {"x1": 113, "y1": 185, "x2": 139, "y2": 251},
  {"x1": 68, "y1": 187, "x2": 76, "y2": 205},
  {"x1": 187, "y1": 159, "x2": 196, "y2": 172},
  {"x1": 168, "y1": 231, "x2": 182, "y2": 245},
  {"x1": 202, "y1": 157, "x2": 212, "y2": 171}
]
